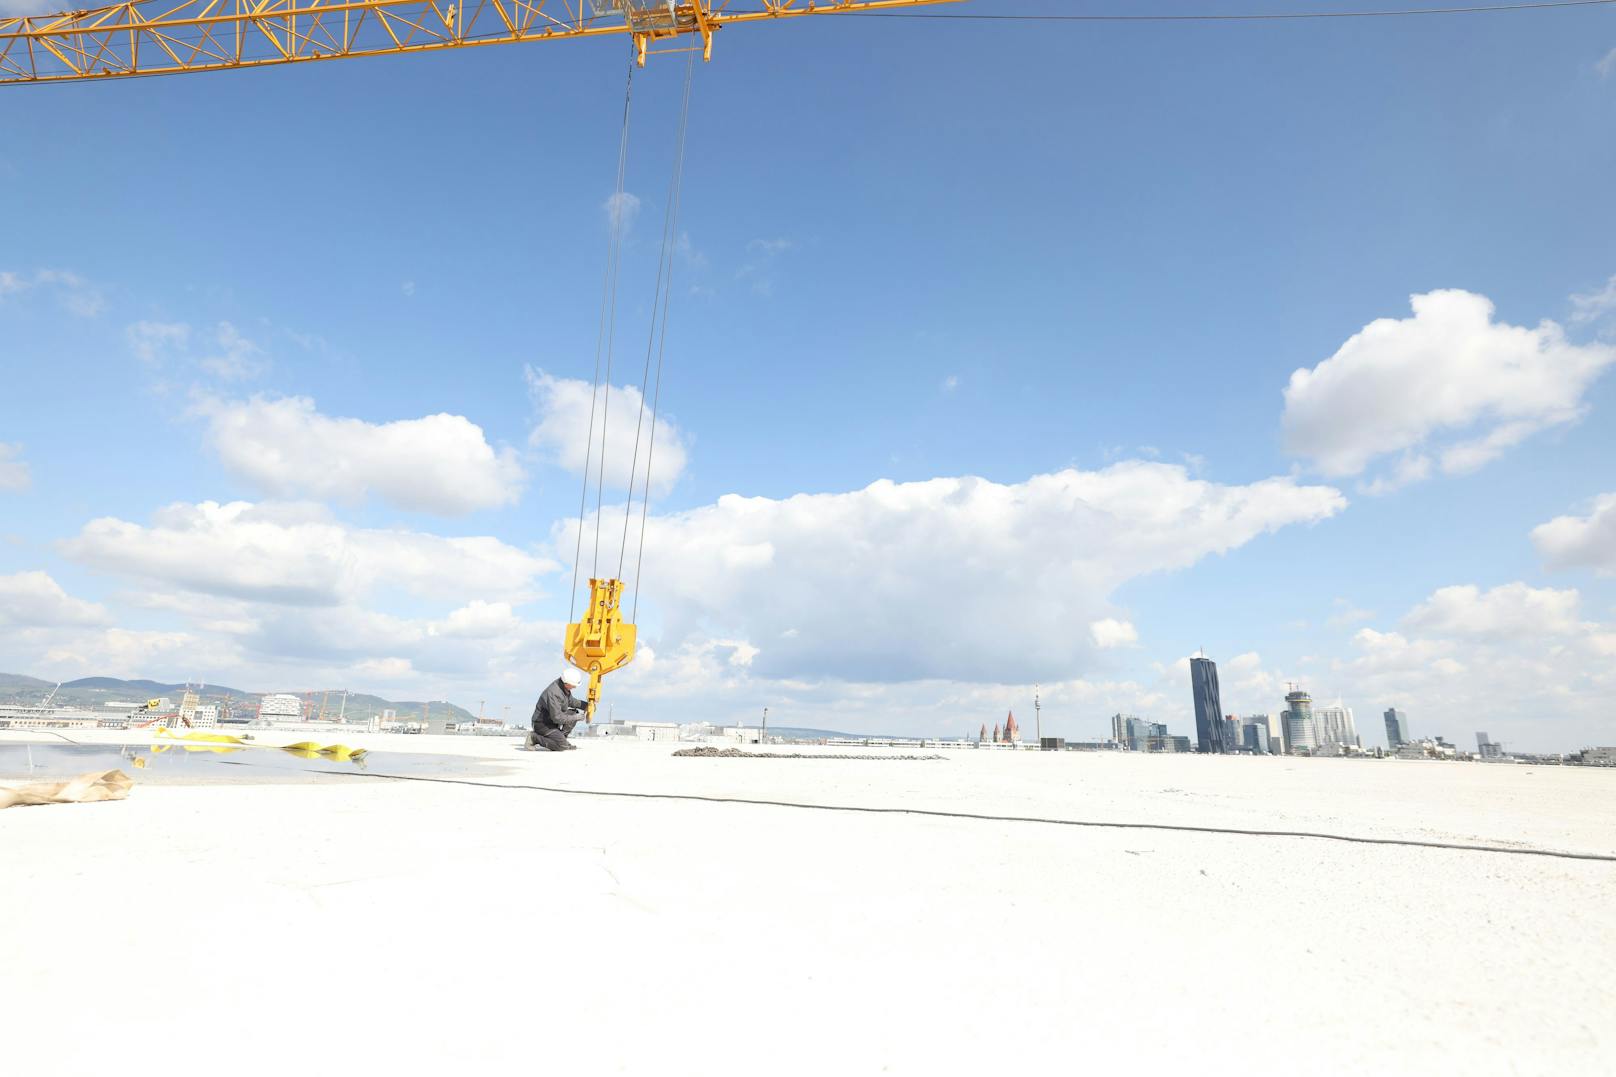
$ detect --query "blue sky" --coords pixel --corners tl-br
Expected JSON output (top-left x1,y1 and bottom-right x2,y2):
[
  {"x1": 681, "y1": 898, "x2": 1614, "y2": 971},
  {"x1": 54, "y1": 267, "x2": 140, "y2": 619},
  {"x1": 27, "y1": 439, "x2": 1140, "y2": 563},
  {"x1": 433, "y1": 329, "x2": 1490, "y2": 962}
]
[{"x1": 3, "y1": 3, "x2": 1615, "y2": 750}]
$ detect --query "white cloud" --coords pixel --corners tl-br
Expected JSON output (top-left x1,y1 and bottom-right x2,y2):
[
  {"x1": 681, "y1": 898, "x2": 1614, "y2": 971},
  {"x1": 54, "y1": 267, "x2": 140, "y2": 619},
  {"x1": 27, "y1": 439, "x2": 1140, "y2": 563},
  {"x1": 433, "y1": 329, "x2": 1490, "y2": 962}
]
[
  {"x1": 1532, "y1": 492, "x2": 1616, "y2": 575},
  {"x1": 1344, "y1": 627, "x2": 1465, "y2": 677},
  {"x1": 196, "y1": 395, "x2": 524, "y2": 515},
  {"x1": 1282, "y1": 289, "x2": 1615, "y2": 488},
  {"x1": 1, "y1": 268, "x2": 103, "y2": 317},
  {"x1": 604, "y1": 461, "x2": 1343, "y2": 683},
  {"x1": 525, "y1": 367, "x2": 688, "y2": 493},
  {"x1": 60, "y1": 500, "x2": 554, "y2": 606},
  {"x1": 603, "y1": 191, "x2": 641, "y2": 233},
  {"x1": 1570, "y1": 274, "x2": 1616, "y2": 324},
  {"x1": 747, "y1": 238, "x2": 794, "y2": 256},
  {"x1": 127, "y1": 320, "x2": 191, "y2": 364},
  {"x1": 0, "y1": 443, "x2": 30, "y2": 492},
  {"x1": 1358, "y1": 452, "x2": 1431, "y2": 497},
  {"x1": 736, "y1": 237, "x2": 794, "y2": 296},
  {"x1": 1597, "y1": 47, "x2": 1616, "y2": 80},
  {"x1": 1310, "y1": 580, "x2": 1616, "y2": 750},
  {"x1": 1089, "y1": 618, "x2": 1138, "y2": 649},
  {"x1": 0, "y1": 571, "x2": 111, "y2": 627},
  {"x1": 942, "y1": 374, "x2": 959, "y2": 392},
  {"x1": 126, "y1": 321, "x2": 266, "y2": 379},
  {"x1": 433, "y1": 599, "x2": 521, "y2": 640},
  {"x1": 39, "y1": 628, "x2": 217, "y2": 677},
  {"x1": 198, "y1": 322, "x2": 266, "y2": 380},
  {"x1": 1403, "y1": 582, "x2": 1585, "y2": 640},
  {"x1": 1326, "y1": 598, "x2": 1374, "y2": 628}
]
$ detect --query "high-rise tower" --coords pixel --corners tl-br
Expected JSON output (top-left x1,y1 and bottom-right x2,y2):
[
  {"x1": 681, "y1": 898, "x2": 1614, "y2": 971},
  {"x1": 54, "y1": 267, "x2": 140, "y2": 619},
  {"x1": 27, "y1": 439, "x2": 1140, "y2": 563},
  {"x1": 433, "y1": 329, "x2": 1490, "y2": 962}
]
[
  {"x1": 1384, "y1": 708, "x2": 1409, "y2": 749},
  {"x1": 1283, "y1": 687, "x2": 1315, "y2": 753},
  {"x1": 1190, "y1": 656, "x2": 1228, "y2": 754}
]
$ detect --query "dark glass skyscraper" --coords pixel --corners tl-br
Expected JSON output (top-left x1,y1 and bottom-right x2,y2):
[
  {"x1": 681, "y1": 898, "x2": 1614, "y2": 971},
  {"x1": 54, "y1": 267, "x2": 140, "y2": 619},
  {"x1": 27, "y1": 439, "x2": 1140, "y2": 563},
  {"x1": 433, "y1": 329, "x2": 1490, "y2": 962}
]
[
  {"x1": 1384, "y1": 708, "x2": 1409, "y2": 749},
  {"x1": 1190, "y1": 656, "x2": 1227, "y2": 754}
]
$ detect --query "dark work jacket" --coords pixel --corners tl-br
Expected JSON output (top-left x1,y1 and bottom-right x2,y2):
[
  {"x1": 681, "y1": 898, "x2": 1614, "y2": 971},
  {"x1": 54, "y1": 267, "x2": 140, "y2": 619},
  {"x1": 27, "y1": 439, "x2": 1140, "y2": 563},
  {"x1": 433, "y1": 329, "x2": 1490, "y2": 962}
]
[{"x1": 532, "y1": 677, "x2": 587, "y2": 731}]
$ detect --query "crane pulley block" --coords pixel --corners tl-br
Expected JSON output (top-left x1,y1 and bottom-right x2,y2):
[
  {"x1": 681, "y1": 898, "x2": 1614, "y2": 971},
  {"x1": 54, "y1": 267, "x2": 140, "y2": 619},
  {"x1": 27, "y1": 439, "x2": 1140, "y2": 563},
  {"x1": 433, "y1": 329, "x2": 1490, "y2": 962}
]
[{"x1": 564, "y1": 577, "x2": 637, "y2": 718}]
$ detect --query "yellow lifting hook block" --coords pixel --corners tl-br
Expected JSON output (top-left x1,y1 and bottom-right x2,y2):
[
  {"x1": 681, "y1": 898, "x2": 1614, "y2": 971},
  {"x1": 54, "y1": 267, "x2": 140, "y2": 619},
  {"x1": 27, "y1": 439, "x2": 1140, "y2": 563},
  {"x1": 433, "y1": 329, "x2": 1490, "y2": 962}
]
[{"x1": 564, "y1": 578, "x2": 637, "y2": 719}]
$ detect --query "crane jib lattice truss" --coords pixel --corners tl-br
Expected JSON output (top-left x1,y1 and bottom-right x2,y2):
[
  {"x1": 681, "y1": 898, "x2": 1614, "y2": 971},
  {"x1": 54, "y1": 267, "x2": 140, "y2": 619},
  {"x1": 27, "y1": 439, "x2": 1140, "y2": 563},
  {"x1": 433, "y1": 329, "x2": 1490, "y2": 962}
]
[{"x1": 0, "y1": 0, "x2": 961, "y2": 83}]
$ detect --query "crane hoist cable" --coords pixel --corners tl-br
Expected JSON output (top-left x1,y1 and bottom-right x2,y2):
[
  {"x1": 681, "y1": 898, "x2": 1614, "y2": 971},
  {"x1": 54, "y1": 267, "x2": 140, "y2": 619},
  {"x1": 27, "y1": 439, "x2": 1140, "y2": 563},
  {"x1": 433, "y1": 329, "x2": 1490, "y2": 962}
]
[
  {"x1": 565, "y1": 52, "x2": 695, "y2": 719},
  {"x1": 620, "y1": 53, "x2": 695, "y2": 597},
  {"x1": 570, "y1": 54, "x2": 637, "y2": 628}
]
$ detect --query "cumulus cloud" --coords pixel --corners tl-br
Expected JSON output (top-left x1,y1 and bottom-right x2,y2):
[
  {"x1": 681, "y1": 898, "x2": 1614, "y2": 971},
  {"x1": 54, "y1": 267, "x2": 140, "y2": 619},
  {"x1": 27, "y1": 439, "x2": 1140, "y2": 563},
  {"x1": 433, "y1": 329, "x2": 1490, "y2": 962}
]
[
  {"x1": 39, "y1": 628, "x2": 217, "y2": 677},
  {"x1": 0, "y1": 442, "x2": 30, "y2": 492},
  {"x1": 1532, "y1": 492, "x2": 1616, "y2": 575},
  {"x1": 1345, "y1": 627, "x2": 1465, "y2": 677},
  {"x1": 1323, "y1": 583, "x2": 1616, "y2": 750},
  {"x1": 0, "y1": 571, "x2": 111, "y2": 627},
  {"x1": 1282, "y1": 289, "x2": 1615, "y2": 489},
  {"x1": 195, "y1": 395, "x2": 525, "y2": 515},
  {"x1": 1089, "y1": 618, "x2": 1138, "y2": 649},
  {"x1": 604, "y1": 461, "x2": 1344, "y2": 683},
  {"x1": 1403, "y1": 582, "x2": 1585, "y2": 640},
  {"x1": 525, "y1": 367, "x2": 688, "y2": 493},
  {"x1": 59, "y1": 500, "x2": 554, "y2": 606},
  {"x1": 433, "y1": 599, "x2": 522, "y2": 640}
]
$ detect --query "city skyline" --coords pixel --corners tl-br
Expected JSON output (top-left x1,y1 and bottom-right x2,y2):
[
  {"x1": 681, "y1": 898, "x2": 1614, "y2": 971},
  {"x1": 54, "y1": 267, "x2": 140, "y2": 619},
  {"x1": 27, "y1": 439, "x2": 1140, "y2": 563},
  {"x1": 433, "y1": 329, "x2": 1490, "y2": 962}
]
[{"x1": 2, "y1": 8, "x2": 1614, "y2": 752}]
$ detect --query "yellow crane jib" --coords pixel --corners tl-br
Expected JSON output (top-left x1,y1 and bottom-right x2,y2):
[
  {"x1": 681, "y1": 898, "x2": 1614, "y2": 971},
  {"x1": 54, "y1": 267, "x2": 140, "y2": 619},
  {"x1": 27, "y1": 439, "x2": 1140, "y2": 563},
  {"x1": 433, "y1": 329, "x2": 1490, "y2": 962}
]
[
  {"x1": 0, "y1": 0, "x2": 964, "y2": 85},
  {"x1": 564, "y1": 577, "x2": 636, "y2": 718}
]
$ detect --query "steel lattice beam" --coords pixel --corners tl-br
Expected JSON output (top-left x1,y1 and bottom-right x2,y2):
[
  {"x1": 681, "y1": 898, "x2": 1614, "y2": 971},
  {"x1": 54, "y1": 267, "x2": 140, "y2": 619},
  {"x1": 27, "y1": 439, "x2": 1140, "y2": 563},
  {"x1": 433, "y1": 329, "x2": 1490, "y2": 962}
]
[{"x1": 0, "y1": 0, "x2": 959, "y2": 84}]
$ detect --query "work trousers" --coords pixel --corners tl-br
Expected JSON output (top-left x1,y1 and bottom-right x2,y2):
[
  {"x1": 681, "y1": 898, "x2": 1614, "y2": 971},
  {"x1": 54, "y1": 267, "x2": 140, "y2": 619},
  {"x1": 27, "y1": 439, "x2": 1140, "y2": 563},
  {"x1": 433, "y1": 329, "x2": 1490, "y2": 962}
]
[{"x1": 529, "y1": 713, "x2": 582, "y2": 752}]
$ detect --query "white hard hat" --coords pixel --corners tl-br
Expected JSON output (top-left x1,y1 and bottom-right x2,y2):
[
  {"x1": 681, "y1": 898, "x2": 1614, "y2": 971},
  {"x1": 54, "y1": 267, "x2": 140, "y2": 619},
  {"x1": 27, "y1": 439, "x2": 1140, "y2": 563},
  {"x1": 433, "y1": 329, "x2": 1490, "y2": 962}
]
[{"x1": 561, "y1": 668, "x2": 585, "y2": 687}]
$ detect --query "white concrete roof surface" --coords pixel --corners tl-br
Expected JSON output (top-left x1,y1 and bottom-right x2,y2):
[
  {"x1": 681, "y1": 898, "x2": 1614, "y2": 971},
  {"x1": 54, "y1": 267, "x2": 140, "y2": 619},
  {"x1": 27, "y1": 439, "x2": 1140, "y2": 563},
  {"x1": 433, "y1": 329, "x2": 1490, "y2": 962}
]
[{"x1": 3, "y1": 731, "x2": 1613, "y2": 1076}]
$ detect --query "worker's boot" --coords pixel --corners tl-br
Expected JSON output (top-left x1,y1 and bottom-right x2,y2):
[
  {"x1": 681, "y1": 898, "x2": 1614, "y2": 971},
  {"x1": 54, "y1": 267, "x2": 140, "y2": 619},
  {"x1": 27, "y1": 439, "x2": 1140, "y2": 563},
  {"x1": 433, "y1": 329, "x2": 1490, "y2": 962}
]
[{"x1": 524, "y1": 730, "x2": 540, "y2": 749}]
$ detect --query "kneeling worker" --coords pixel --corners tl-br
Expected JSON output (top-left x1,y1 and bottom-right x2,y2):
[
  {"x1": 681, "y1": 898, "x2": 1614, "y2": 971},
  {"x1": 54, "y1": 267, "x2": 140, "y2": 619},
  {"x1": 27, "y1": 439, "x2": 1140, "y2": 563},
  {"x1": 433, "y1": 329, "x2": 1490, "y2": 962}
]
[{"x1": 528, "y1": 667, "x2": 589, "y2": 751}]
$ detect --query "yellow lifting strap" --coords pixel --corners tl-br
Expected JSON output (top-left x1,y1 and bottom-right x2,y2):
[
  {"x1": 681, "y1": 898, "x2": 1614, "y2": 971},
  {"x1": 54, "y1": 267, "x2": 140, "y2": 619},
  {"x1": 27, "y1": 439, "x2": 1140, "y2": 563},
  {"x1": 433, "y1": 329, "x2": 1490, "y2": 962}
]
[{"x1": 564, "y1": 577, "x2": 637, "y2": 719}]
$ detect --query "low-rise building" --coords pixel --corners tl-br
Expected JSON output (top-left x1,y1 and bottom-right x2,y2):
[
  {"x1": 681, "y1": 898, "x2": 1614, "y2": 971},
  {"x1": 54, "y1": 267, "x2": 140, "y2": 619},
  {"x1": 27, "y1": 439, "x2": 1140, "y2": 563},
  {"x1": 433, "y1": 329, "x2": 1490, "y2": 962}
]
[{"x1": 258, "y1": 693, "x2": 303, "y2": 720}]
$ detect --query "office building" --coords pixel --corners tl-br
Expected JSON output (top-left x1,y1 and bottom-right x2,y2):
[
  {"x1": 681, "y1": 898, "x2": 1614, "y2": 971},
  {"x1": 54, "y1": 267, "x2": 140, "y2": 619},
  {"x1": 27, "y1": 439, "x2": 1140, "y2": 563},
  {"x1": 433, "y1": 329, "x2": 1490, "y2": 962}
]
[
  {"x1": 1242, "y1": 719, "x2": 1270, "y2": 754},
  {"x1": 1315, "y1": 703, "x2": 1359, "y2": 749},
  {"x1": 258, "y1": 693, "x2": 303, "y2": 720},
  {"x1": 1244, "y1": 713, "x2": 1281, "y2": 755},
  {"x1": 1111, "y1": 713, "x2": 1167, "y2": 752},
  {"x1": 1222, "y1": 715, "x2": 1242, "y2": 752},
  {"x1": 1384, "y1": 708, "x2": 1410, "y2": 749},
  {"x1": 1477, "y1": 732, "x2": 1504, "y2": 760},
  {"x1": 1190, "y1": 656, "x2": 1229, "y2": 754}
]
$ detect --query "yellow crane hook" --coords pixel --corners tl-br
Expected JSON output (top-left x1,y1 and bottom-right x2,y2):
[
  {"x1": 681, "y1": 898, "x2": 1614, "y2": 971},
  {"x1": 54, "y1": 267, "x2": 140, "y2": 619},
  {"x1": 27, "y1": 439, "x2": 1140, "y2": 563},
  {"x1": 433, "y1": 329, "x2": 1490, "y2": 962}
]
[{"x1": 564, "y1": 578, "x2": 637, "y2": 719}]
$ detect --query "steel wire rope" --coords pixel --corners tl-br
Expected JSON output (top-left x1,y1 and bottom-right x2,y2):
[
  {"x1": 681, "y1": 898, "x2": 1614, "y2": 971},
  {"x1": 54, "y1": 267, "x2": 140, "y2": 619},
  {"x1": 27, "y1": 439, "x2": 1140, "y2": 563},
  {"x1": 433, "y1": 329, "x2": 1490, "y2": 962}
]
[
  {"x1": 569, "y1": 50, "x2": 636, "y2": 625},
  {"x1": 619, "y1": 53, "x2": 694, "y2": 594},
  {"x1": 629, "y1": 69, "x2": 691, "y2": 623}
]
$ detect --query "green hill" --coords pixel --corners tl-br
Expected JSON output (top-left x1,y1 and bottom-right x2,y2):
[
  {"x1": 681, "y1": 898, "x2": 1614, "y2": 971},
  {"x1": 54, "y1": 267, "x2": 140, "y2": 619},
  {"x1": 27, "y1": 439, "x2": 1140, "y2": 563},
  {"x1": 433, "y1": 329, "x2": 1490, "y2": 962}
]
[{"x1": 0, "y1": 673, "x2": 479, "y2": 724}]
